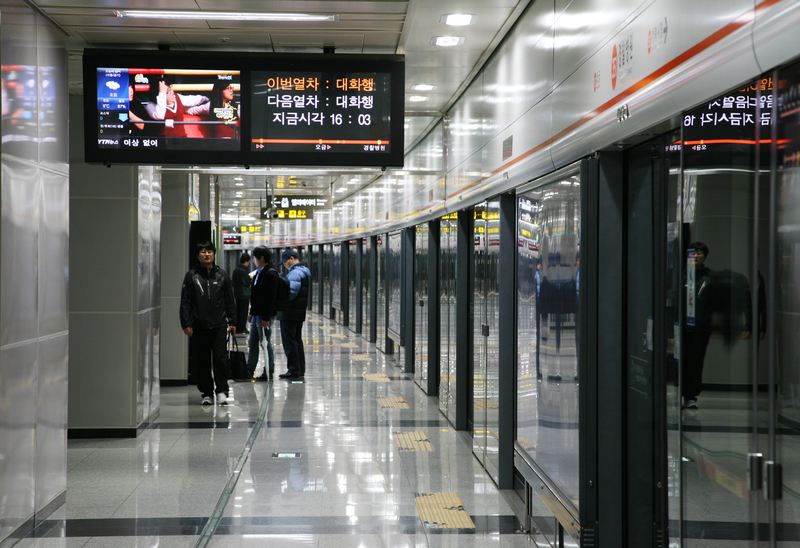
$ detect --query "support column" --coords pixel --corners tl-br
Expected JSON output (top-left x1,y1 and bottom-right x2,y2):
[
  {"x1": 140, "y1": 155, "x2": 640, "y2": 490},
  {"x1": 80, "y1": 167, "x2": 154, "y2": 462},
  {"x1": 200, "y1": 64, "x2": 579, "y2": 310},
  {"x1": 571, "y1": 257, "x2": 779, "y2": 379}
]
[
  {"x1": 161, "y1": 172, "x2": 191, "y2": 384},
  {"x1": 69, "y1": 95, "x2": 162, "y2": 437}
]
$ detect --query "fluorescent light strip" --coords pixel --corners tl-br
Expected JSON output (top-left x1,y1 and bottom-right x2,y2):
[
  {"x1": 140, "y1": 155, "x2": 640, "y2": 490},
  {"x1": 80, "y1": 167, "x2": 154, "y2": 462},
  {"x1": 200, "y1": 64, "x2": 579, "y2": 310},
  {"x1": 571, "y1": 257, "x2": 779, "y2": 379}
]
[{"x1": 115, "y1": 10, "x2": 336, "y2": 22}]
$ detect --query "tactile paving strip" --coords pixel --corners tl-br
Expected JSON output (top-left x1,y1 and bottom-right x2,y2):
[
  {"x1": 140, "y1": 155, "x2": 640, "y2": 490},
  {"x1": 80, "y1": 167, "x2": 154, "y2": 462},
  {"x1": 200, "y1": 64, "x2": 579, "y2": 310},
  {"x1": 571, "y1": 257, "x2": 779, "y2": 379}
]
[
  {"x1": 320, "y1": 325, "x2": 335, "y2": 330},
  {"x1": 414, "y1": 492, "x2": 475, "y2": 529},
  {"x1": 364, "y1": 373, "x2": 391, "y2": 382},
  {"x1": 378, "y1": 396, "x2": 410, "y2": 409},
  {"x1": 329, "y1": 333, "x2": 348, "y2": 339},
  {"x1": 394, "y1": 431, "x2": 433, "y2": 451},
  {"x1": 473, "y1": 398, "x2": 500, "y2": 410},
  {"x1": 351, "y1": 354, "x2": 372, "y2": 361},
  {"x1": 339, "y1": 342, "x2": 360, "y2": 348},
  {"x1": 307, "y1": 319, "x2": 322, "y2": 323}
]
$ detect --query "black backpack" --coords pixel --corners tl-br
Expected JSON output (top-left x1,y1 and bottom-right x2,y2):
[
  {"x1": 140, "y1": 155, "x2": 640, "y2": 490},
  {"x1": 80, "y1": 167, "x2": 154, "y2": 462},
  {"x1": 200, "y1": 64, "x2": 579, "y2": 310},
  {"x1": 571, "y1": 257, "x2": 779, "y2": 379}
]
[{"x1": 272, "y1": 268, "x2": 291, "y2": 311}]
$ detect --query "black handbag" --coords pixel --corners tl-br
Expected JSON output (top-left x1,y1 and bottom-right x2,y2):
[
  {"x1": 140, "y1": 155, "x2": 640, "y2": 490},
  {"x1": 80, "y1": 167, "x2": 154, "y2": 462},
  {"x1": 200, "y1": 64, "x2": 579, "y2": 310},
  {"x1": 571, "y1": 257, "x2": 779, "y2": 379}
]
[{"x1": 227, "y1": 332, "x2": 249, "y2": 380}]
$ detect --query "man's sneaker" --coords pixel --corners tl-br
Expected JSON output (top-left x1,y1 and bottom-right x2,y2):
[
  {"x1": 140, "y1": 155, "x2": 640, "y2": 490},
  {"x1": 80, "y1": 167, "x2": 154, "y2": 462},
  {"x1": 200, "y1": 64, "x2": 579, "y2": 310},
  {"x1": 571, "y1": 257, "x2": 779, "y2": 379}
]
[
  {"x1": 201, "y1": 396, "x2": 213, "y2": 406},
  {"x1": 217, "y1": 393, "x2": 228, "y2": 405},
  {"x1": 685, "y1": 398, "x2": 698, "y2": 409},
  {"x1": 279, "y1": 372, "x2": 299, "y2": 379}
]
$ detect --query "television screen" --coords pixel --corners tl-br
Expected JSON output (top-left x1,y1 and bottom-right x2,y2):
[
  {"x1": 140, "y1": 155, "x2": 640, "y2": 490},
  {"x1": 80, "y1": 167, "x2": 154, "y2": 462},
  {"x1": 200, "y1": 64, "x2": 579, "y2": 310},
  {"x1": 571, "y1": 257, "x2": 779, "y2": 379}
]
[{"x1": 83, "y1": 51, "x2": 403, "y2": 167}]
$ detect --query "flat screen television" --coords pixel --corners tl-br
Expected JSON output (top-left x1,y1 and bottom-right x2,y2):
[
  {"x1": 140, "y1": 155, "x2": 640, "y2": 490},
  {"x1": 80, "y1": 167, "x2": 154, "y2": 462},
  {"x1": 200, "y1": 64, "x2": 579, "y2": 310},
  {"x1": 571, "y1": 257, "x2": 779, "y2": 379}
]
[{"x1": 83, "y1": 50, "x2": 404, "y2": 167}]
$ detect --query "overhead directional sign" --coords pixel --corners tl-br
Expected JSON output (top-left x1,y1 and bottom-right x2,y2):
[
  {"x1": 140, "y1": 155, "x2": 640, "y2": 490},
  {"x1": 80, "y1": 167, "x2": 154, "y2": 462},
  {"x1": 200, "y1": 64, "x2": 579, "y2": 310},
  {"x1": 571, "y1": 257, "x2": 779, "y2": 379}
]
[{"x1": 262, "y1": 195, "x2": 332, "y2": 220}]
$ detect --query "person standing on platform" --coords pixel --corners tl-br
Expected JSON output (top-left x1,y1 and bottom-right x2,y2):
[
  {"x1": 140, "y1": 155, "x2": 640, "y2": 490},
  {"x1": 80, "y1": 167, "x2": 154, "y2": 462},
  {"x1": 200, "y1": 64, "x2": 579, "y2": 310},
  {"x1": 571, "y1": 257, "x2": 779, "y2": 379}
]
[
  {"x1": 277, "y1": 249, "x2": 311, "y2": 379},
  {"x1": 232, "y1": 252, "x2": 251, "y2": 334},
  {"x1": 180, "y1": 241, "x2": 237, "y2": 406},
  {"x1": 247, "y1": 246, "x2": 279, "y2": 381}
]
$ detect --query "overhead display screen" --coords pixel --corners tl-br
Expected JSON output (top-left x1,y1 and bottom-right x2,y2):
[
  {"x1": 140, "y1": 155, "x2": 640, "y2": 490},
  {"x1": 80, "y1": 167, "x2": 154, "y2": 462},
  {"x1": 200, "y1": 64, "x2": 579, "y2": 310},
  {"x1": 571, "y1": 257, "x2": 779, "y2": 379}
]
[
  {"x1": 95, "y1": 68, "x2": 241, "y2": 150},
  {"x1": 83, "y1": 50, "x2": 404, "y2": 167},
  {"x1": 251, "y1": 71, "x2": 393, "y2": 156}
]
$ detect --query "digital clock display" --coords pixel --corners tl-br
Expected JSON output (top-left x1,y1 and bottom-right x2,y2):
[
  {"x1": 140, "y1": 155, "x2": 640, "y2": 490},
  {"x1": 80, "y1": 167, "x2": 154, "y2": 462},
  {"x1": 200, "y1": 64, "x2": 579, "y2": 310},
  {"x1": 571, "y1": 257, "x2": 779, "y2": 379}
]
[{"x1": 251, "y1": 71, "x2": 392, "y2": 155}]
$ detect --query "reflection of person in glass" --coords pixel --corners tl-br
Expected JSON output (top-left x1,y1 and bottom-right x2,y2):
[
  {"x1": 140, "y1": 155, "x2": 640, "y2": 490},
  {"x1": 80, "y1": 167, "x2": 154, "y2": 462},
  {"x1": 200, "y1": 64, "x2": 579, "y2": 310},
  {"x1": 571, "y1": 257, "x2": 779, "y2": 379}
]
[
  {"x1": 127, "y1": 78, "x2": 157, "y2": 136},
  {"x1": 145, "y1": 79, "x2": 209, "y2": 137},
  {"x1": 683, "y1": 242, "x2": 712, "y2": 410},
  {"x1": 191, "y1": 80, "x2": 240, "y2": 138}
]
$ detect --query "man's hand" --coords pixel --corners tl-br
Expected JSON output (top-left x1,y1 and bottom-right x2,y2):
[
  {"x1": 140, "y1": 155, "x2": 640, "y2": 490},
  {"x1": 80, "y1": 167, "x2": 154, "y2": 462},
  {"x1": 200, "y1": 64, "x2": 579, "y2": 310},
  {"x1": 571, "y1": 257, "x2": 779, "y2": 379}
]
[
  {"x1": 183, "y1": 327, "x2": 193, "y2": 337},
  {"x1": 261, "y1": 319, "x2": 270, "y2": 328}
]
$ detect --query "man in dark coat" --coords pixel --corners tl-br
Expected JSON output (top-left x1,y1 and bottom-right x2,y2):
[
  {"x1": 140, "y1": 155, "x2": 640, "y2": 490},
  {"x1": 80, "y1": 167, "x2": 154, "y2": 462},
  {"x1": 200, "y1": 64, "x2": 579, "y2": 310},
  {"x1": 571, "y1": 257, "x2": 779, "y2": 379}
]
[
  {"x1": 277, "y1": 249, "x2": 311, "y2": 379},
  {"x1": 247, "y1": 246, "x2": 280, "y2": 381},
  {"x1": 232, "y1": 252, "x2": 251, "y2": 334},
  {"x1": 180, "y1": 241, "x2": 237, "y2": 405}
]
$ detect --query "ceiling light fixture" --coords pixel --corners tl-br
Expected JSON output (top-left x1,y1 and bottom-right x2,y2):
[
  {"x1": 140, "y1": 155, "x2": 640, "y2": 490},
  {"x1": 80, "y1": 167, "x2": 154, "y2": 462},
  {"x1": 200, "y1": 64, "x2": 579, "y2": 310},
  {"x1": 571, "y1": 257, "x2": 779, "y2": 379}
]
[
  {"x1": 114, "y1": 10, "x2": 337, "y2": 22},
  {"x1": 432, "y1": 36, "x2": 464, "y2": 47},
  {"x1": 441, "y1": 14, "x2": 474, "y2": 26},
  {"x1": 408, "y1": 96, "x2": 429, "y2": 102},
  {"x1": 412, "y1": 84, "x2": 436, "y2": 91}
]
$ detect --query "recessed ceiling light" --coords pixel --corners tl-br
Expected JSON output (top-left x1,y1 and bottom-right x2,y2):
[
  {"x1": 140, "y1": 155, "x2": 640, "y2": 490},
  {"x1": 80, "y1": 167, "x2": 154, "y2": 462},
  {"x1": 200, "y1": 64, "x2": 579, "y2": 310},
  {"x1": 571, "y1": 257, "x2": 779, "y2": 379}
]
[
  {"x1": 441, "y1": 14, "x2": 474, "y2": 26},
  {"x1": 432, "y1": 36, "x2": 464, "y2": 47},
  {"x1": 408, "y1": 96, "x2": 429, "y2": 102},
  {"x1": 234, "y1": 177, "x2": 243, "y2": 180},
  {"x1": 114, "y1": 10, "x2": 337, "y2": 22},
  {"x1": 412, "y1": 84, "x2": 436, "y2": 91},
  {"x1": 235, "y1": 182, "x2": 244, "y2": 186}
]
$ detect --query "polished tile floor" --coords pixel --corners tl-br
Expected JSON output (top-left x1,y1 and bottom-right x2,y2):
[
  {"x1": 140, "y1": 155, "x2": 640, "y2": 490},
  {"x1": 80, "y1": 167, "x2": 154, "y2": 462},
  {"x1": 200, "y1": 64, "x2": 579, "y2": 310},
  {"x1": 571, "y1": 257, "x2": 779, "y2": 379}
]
[{"x1": 19, "y1": 312, "x2": 532, "y2": 548}]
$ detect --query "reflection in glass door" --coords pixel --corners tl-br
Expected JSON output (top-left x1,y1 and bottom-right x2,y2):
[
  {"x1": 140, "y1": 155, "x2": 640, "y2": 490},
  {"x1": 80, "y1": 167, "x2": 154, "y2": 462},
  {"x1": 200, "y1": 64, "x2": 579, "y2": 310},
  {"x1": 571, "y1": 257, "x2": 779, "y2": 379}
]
[
  {"x1": 362, "y1": 238, "x2": 372, "y2": 342},
  {"x1": 473, "y1": 202, "x2": 488, "y2": 466},
  {"x1": 439, "y1": 215, "x2": 457, "y2": 423},
  {"x1": 415, "y1": 224, "x2": 429, "y2": 391}
]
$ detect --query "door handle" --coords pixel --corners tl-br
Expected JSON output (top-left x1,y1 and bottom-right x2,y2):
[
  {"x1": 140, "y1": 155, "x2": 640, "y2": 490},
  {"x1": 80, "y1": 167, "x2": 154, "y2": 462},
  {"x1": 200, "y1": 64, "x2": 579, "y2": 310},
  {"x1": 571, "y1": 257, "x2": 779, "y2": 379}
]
[
  {"x1": 482, "y1": 324, "x2": 490, "y2": 337},
  {"x1": 420, "y1": 299, "x2": 425, "y2": 307}
]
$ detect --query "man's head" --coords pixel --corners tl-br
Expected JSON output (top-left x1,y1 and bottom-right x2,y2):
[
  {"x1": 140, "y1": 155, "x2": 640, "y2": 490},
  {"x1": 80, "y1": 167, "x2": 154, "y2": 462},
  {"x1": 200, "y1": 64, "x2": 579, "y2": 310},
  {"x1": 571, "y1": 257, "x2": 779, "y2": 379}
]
[
  {"x1": 196, "y1": 241, "x2": 216, "y2": 269},
  {"x1": 252, "y1": 246, "x2": 271, "y2": 268},
  {"x1": 278, "y1": 248, "x2": 299, "y2": 268},
  {"x1": 239, "y1": 252, "x2": 251, "y2": 266},
  {"x1": 689, "y1": 241, "x2": 709, "y2": 264}
]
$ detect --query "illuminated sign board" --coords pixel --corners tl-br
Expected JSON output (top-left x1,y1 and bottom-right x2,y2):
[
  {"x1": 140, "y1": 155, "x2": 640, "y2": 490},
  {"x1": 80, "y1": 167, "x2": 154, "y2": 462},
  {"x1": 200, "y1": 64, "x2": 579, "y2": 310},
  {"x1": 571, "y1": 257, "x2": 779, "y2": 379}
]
[{"x1": 262, "y1": 195, "x2": 332, "y2": 220}]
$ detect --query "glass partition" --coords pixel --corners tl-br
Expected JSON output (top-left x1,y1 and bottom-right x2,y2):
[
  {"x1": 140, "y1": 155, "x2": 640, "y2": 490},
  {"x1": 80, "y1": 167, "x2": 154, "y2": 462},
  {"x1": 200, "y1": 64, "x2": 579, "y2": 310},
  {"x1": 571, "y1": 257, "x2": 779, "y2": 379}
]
[
  {"x1": 376, "y1": 235, "x2": 387, "y2": 352},
  {"x1": 516, "y1": 170, "x2": 581, "y2": 508},
  {"x1": 362, "y1": 238, "x2": 372, "y2": 340},
  {"x1": 322, "y1": 243, "x2": 332, "y2": 318},
  {"x1": 348, "y1": 240, "x2": 358, "y2": 331},
  {"x1": 331, "y1": 242, "x2": 341, "y2": 311},
  {"x1": 387, "y1": 231, "x2": 402, "y2": 341},
  {"x1": 415, "y1": 224, "x2": 429, "y2": 390}
]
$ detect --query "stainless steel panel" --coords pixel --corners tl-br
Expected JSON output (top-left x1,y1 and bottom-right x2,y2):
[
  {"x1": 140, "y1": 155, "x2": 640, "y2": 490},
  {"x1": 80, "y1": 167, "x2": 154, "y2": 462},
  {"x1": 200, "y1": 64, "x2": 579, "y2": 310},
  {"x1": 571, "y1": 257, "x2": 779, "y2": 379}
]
[
  {"x1": 36, "y1": 19, "x2": 68, "y2": 173},
  {"x1": 151, "y1": 173, "x2": 162, "y2": 310},
  {"x1": 1, "y1": 3, "x2": 40, "y2": 164},
  {"x1": 0, "y1": 343, "x2": 37, "y2": 539},
  {"x1": 446, "y1": 77, "x2": 485, "y2": 173},
  {"x1": 35, "y1": 334, "x2": 67, "y2": 512},
  {"x1": 138, "y1": 175, "x2": 152, "y2": 314},
  {"x1": 39, "y1": 170, "x2": 69, "y2": 338},
  {"x1": 754, "y1": 0, "x2": 800, "y2": 71},
  {"x1": 69, "y1": 198, "x2": 133, "y2": 313},
  {"x1": 137, "y1": 310, "x2": 152, "y2": 425},
  {"x1": 553, "y1": 0, "x2": 650, "y2": 84},
  {"x1": 1, "y1": 159, "x2": 40, "y2": 347}
]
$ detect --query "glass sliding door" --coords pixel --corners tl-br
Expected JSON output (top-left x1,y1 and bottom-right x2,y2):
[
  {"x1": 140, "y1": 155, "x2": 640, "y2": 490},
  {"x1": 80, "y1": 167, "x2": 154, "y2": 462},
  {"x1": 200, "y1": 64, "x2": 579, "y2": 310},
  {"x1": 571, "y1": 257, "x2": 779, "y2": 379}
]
[
  {"x1": 362, "y1": 237, "x2": 372, "y2": 342},
  {"x1": 414, "y1": 224, "x2": 429, "y2": 391},
  {"x1": 439, "y1": 215, "x2": 457, "y2": 423},
  {"x1": 348, "y1": 239, "x2": 358, "y2": 332},
  {"x1": 515, "y1": 169, "x2": 581, "y2": 515}
]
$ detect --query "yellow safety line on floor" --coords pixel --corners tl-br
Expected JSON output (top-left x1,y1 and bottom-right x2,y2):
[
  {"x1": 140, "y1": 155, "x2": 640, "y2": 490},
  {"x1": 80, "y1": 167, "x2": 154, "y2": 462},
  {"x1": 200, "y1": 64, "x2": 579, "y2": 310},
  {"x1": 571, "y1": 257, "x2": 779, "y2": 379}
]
[
  {"x1": 339, "y1": 342, "x2": 360, "y2": 348},
  {"x1": 320, "y1": 325, "x2": 334, "y2": 330},
  {"x1": 378, "y1": 396, "x2": 410, "y2": 409},
  {"x1": 364, "y1": 372, "x2": 390, "y2": 382},
  {"x1": 394, "y1": 431, "x2": 433, "y2": 451},
  {"x1": 329, "y1": 333, "x2": 348, "y2": 338},
  {"x1": 307, "y1": 319, "x2": 322, "y2": 322},
  {"x1": 352, "y1": 354, "x2": 372, "y2": 361},
  {"x1": 414, "y1": 492, "x2": 475, "y2": 529}
]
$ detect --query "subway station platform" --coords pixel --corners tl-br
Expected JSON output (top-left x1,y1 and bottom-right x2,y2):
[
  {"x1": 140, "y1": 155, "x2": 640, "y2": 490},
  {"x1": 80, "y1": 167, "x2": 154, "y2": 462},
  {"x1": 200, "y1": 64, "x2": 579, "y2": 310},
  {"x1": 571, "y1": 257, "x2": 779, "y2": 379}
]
[{"x1": 19, "y1": 312, "x2": 532, "y2": 548}]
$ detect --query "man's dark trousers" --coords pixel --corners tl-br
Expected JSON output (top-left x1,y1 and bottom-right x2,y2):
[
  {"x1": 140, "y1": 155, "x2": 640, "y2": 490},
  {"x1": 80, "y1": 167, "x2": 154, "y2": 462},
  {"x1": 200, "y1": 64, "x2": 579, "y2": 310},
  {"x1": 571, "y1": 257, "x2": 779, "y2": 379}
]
[
  {"x1": 190, "y1": 326, "x2": 229, "y2": 397},
  {"x1": 280, "y1": 320, "x2": 305, "y2": 376}
]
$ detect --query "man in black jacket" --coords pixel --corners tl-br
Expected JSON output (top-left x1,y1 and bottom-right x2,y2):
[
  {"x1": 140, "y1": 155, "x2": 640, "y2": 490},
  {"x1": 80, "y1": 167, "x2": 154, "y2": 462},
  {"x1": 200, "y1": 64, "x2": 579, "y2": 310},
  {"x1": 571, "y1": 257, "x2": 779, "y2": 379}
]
[
  {"x1": 277, "y1": 249, "x2": 311, "y2": 379},
  {"x1": 180, "y1": 241, "x2": 237, "y2": 405},
  {"x1": 232, "y1": 252, "x2": 251, "y2": 334},
  {"x1": 247, "y1": 246, "x2": 280, "y2": 381}
]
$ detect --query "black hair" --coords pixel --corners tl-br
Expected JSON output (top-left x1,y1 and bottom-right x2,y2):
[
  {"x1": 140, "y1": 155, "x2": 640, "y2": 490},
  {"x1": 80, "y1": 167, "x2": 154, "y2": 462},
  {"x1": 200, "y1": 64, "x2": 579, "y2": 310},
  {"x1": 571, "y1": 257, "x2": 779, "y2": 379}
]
[
  {"x1": 252, "y1": 246, "x2": 271, "y2": 263},
  {"x1": 239, "y1": 252, "x2": 250, "y2": 264},
  {"x1": 688, "y1": 241, "x2": 709, "y2": 256},
  {"x1": 196, "y1": 241, "x2": 216, "y2": 255},
  {"x1": 210, "y1": 79, "x2": 234, "y2": 112}
]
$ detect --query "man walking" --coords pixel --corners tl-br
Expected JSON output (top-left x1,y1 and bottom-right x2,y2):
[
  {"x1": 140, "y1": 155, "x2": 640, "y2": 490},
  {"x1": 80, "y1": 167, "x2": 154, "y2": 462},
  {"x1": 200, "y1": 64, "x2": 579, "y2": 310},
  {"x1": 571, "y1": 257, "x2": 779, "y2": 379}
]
[
  {"x1": 180, "y1": 241, "x2": 237, "y2": 405},
  {"x1": 277, "y1": 249, "x2": 311, "y2": 379}
]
